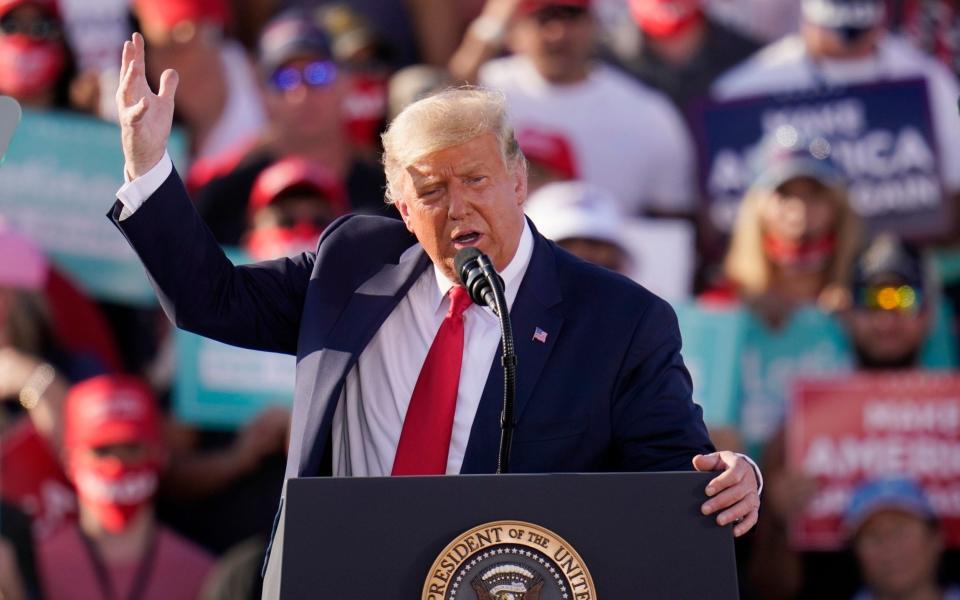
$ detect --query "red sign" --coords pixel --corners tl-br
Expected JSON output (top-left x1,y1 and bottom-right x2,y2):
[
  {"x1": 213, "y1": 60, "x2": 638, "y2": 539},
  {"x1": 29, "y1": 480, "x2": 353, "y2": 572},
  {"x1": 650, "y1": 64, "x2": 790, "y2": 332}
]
[{"x1": 788, "y1": 372, "x2": 960, "y2": 550}]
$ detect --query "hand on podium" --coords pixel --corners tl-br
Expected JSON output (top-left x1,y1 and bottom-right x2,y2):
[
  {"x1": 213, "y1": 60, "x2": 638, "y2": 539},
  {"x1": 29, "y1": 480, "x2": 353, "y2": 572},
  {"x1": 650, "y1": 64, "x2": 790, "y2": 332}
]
[
  {"x1": 117, "y1": 32, "x2": 178, "y2": 180},
  {"x1": 694, "y1": 451, "x2": 761, "y2": 537}
]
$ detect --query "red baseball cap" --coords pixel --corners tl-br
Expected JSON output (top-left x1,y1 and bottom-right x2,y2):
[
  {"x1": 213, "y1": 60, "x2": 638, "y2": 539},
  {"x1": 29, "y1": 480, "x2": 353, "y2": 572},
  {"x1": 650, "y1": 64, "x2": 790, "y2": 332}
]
[
  {"x1": 249, "y1": 157, "x2": 350, "y2": 217},
  {"x1": 133, "y1": 0, "x2": 229, "y2": 30},
  {"x1": 517, "y1": 0, "x2": 591, "y2": 16},
  {"x1": 517, "y1": 128, "x2": 579, "y2": 180},
  {"x1": 64, "y1": 376, "x2": 162, "y2": 451}
]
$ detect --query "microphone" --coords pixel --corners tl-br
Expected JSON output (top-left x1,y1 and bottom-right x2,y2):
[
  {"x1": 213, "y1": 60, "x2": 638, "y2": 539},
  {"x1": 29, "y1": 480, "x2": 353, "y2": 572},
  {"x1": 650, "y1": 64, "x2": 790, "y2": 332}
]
[
  {"x1": 454, "y1": 246, "x2": 516, "y2": 475},
  {"x1": 454, "y1": 247, "x2": 503, "y2": 314}
]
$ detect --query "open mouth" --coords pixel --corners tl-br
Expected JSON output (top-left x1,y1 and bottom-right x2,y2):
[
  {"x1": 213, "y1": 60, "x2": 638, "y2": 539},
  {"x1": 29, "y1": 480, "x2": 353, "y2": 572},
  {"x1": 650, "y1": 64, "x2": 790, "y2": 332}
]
[{"x1": 452, "y1": 232, "x2": 482, "y2": 247}]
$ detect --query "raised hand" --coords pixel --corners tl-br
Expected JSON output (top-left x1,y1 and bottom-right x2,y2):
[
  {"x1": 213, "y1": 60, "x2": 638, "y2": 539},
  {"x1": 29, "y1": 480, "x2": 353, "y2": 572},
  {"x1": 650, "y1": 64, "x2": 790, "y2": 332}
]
[{"x1": 116, "y1": 32, "x2": 179, "y2": 180}]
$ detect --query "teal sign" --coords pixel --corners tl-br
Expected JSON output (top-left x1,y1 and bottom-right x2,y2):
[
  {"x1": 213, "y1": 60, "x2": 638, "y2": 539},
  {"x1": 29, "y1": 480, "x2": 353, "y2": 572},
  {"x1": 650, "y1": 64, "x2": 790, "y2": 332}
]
[{"x1": 0, "y1": 108, "x2": 187, "y2": 306}]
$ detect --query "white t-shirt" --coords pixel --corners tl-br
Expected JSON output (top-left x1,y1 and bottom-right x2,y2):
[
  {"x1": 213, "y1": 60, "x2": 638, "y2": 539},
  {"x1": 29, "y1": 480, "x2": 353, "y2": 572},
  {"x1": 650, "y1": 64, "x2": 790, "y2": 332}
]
[
  {"x1": 198, "y1": 41, "x2": 268, "y2": 161},
  {"x1": 712, "y1": 34, "x2": 960, "y2": 191},
  {"x1": 479, "y1": 55, "x2": 697, "y2": 215}
]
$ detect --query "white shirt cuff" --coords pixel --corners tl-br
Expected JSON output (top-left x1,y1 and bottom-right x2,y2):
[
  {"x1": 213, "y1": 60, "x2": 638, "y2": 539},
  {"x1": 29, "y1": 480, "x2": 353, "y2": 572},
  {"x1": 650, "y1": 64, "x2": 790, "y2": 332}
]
[
  {"x1": 115, "y1": 151, "x2": 173, "y2": 221},
  {"x1": 738, "y1": 453, "x2": 763, "y2": 496}
]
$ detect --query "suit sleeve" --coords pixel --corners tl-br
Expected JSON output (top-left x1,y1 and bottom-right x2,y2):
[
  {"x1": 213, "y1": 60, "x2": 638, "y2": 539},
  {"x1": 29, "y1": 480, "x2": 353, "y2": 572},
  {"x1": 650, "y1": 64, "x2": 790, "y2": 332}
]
[
  {"x1": 107, "y1": 167, "x2": 318, "y2": 355},
  {"x1": 611, "y1": 296, "x2": 715, "y2": 471}
]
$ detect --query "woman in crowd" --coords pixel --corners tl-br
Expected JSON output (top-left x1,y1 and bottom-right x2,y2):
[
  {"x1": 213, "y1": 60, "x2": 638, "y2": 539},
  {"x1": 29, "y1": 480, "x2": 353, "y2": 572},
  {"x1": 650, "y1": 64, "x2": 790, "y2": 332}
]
[
  {"x1": 723, "y1": 126, "x2": 860, "y2": 328},
  {"x1": 702, "y1": 127, "x2": 861, "y2": 457}
]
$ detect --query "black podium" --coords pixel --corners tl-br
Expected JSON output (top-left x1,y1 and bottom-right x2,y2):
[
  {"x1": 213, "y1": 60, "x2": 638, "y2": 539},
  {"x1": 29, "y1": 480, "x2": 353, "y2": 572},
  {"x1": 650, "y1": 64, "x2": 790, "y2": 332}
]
[{"x1": 276, "y1": 471, "x2": 738, "y2": 599}]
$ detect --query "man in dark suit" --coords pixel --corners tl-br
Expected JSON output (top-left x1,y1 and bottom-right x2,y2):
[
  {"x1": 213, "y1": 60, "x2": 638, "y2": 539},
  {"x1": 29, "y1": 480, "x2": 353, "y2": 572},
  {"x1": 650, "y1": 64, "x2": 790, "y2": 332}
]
[{"x1": 112, "y1": 32, "x2": 760, "y2": 597}]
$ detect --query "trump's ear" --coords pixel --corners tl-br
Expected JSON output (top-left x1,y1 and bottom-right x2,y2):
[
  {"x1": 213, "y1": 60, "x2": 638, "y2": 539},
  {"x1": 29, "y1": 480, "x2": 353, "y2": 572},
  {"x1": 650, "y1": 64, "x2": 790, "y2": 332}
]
[
  {"x1": 513, "y1": 159, "x2": 528, "y2": 207},
  {"x1": 394, "y1": 197, "x2": 415, "y2": 233}
]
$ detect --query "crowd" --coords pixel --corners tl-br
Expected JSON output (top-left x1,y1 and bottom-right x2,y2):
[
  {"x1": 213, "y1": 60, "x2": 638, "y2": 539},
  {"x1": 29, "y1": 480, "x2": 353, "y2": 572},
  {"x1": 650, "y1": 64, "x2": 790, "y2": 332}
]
[{"x1": 0, "y1": 0, "x2": 959, "y2": 598}]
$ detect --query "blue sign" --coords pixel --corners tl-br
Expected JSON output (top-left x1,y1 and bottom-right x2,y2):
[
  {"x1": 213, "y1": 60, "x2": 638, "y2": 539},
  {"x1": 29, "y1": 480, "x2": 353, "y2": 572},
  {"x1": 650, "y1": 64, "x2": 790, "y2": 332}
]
[
  {"x1": 0, "y1": 109, "x2": 188, "y2": 306},
  {"x1": 695, "y1": 79, "x2": 947, "y2": 238}
]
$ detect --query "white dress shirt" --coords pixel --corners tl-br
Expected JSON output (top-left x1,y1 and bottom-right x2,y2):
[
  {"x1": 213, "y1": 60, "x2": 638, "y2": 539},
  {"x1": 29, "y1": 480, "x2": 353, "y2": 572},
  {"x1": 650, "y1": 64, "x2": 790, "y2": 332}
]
[
  {"x1": 333, "y1": 224, "x2": 533, "y2": 476},
  {"x1": 116, "y1": 156, "x2": 761, "y2": 490}
]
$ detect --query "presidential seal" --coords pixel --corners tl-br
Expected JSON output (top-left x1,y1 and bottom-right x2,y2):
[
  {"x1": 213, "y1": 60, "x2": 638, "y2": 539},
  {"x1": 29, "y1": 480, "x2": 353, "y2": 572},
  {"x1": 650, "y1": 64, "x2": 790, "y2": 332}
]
[{"x1": 423, "y1": 520, "x2": 597, "y2": 600}]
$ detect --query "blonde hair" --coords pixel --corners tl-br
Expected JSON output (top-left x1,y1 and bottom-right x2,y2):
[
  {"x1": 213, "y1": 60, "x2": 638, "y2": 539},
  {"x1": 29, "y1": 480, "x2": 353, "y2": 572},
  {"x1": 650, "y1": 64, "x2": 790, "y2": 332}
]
[
  {"x1": 724, "y1": 181, "x2": 860, "y2": 302},
  {"x1": 380, "y1": 86, "x2": 524, "y2": 203}
]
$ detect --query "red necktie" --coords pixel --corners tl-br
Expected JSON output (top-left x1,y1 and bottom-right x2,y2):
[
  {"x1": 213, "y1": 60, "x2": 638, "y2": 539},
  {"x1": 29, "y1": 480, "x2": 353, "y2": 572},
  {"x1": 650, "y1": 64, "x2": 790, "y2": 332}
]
[{"x1": 392, "y1": 286, "x2": 473, "y2": 475}]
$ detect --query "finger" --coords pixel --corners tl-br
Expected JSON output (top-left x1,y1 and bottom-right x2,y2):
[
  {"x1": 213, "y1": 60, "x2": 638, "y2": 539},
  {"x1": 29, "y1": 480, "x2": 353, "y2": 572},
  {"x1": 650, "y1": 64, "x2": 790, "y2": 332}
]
[
  {"x1": 119, "y1": 45, "x2": 146, "y2": 106},
  {"x1": 705, "y1": 461, "x2": 748, "y2": 496},
  {"x1": 158, "y1": 69, "x2": 179, "y2": 100},
  {"x1": 120, "y1": 40, "x2": 133, "y2": 78},
  {"x1": 733, "y1": 510, "x2": 759, "y2": 537},
  {"x1": 701, "y1": 479, "x2": 753, "y2": 515},
  {"x1": 692, "y1": 453, "x2": 723, "y2": 473},
  {"x1": 133, "y1": 31, "x2": 144, "y2": 64},
  {"x1": 716, "y1": 492, "x2": 760, "y2": 527}
]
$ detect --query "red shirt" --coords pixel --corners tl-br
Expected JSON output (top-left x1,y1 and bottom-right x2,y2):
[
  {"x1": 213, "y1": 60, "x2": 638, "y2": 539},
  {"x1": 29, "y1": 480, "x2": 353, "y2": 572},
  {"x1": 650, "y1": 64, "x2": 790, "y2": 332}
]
[{"x1": 38, "y1": 524, "x2": 215, "y2": 600}]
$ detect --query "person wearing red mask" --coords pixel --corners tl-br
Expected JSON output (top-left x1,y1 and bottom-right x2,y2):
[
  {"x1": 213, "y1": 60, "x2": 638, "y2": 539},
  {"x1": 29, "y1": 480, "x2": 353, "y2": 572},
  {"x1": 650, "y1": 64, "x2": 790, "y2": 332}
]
[
  {"x1": 0, "y1": 0, "x2": 75, "y2": 108},
  {"x1": 722, "y1": 126, "x2": 861, "y2": 328},
  {"x1": 244, "y1": 157, "x2": 350, "y2": 261},
  {"x1": 36, "y1": 376, "x2": 214, "y2": 600},
  {"x1": 607, "y1": 0, "x2": 759, "y2": 112}
]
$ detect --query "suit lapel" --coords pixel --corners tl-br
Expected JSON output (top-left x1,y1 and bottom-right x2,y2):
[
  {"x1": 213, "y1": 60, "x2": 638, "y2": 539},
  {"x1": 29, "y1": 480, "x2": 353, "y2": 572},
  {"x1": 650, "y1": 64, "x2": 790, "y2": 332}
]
[
  {"x1": 461, "y1": 229, "x2": 564, "y2": 473},
  {"x1": 296, "y1": 245, "x2": 431, "y2": 477}
]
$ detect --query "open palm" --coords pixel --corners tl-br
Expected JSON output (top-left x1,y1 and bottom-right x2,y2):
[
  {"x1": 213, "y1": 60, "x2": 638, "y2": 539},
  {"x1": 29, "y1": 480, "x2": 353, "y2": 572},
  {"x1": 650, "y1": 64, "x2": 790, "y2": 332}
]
[{"x1": 116, "y1": 32, "x2": 179, "y2": 180}]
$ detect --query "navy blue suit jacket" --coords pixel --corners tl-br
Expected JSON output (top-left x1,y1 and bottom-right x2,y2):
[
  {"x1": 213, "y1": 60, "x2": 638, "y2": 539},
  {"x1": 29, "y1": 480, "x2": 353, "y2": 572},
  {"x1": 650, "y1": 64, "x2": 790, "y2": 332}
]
[{"x1": 110, "y1": 169, "x2": 714, "y2": 479}]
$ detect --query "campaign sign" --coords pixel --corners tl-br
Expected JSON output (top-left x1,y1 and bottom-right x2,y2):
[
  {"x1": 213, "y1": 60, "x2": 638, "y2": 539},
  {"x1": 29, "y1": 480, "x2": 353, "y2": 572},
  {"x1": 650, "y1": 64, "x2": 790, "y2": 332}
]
[
  {"x1": 787, "y1": 373, "x2": 960, "y2": 550},
  {"x1": 173, "y1": 248, "x2": 295, "y2": 428},
  {"x1": 696, "y1": 79, "x2": 947, "y2": 238},
  {"x1": 0, "y1": 108, "x2": 187, "y2": 306}
]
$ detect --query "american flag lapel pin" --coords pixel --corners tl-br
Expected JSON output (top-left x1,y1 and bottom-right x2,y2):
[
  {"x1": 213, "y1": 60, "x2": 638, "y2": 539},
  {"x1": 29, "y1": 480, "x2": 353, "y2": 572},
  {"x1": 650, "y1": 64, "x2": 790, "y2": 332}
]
[{"x1": 532, "y1": 327, "x2": 548, "y2": 343}]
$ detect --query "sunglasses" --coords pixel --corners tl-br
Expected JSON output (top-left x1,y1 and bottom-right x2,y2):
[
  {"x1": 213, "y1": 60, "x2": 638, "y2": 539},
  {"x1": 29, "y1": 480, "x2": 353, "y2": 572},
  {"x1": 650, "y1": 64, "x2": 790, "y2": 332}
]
[
  {"x1": 269, "y1": 60, "x2": 337, "y2": 92},
  {"x1": 856, "y1": 284, "x2": 923, "y2": 313},
  {"x1": 0, "y1": 14, "x2": 62, "y2": 41}
]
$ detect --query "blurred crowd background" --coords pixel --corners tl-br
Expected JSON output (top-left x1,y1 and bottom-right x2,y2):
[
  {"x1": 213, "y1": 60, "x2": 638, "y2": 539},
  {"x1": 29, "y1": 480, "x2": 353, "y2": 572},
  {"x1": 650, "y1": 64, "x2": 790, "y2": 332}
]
[{"x1": 1, "y1": 0, "x2": 960, "y2": 598}]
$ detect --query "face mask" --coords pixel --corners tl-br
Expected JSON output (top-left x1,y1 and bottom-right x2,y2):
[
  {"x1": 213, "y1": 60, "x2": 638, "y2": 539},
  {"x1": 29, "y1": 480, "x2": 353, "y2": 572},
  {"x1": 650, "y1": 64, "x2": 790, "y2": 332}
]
[
  {"x1": 69, "y1": 455, "x2": 159, "y2": 533},
  {"x1": 245, "y1": 223, "x2": 324, "y2": 260},
  {"x1": 0, "y1": 34, "x2": 65, "y2": 99},
  {"x1": 762, "y1": 232, "x2": 837, "y2": 271},
  {"x1": 629, "y1": 0, "x2": 702, "y2": 38}
]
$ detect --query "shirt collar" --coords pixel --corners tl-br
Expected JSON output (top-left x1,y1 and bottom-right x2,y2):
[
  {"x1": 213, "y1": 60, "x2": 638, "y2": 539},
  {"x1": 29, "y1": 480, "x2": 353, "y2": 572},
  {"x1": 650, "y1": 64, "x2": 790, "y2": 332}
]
[{"x1": 430, "y1": 219, "x2": 535, "y2": 316}]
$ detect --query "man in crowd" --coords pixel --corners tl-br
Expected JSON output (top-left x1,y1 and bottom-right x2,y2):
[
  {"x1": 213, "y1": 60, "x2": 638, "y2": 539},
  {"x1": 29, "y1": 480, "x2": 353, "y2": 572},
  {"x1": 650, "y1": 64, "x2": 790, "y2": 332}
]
[
  {"x1": 845, "y1": 478, "x2": 959, "y2": 600},
  {"x1": 112, "y1": 31, "x2": 761, "y2": 597},
  {"x1": 244, "y1": 156, "x2": 351, "y2": 260},
  {"x1": 191, "y1": 8, "x2": 389, "y2": 246},
  {"x1": 36, "y1": 375, "x2": 213, "y2": 600},
  {"x1": 451, "y1": 0, "x2": 698, "y2": 216},
  {"x1": 843, "y1": 234, "x2": 935, "y2": 370}
]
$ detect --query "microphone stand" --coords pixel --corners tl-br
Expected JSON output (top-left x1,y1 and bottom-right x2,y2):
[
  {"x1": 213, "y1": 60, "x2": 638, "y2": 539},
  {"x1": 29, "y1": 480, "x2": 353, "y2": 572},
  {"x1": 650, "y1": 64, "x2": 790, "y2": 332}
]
[{"x1": 478, "y1": 256, "x2": 516, "y2": 475}]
